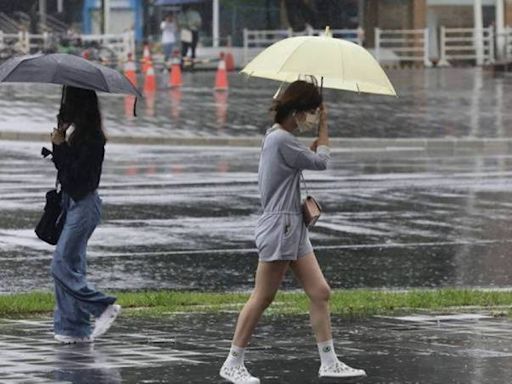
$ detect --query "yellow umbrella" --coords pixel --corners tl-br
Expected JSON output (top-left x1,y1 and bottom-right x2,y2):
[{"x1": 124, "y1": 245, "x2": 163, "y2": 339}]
[{"x1": 241, "y1": 27, "x2": 396, "y2": 96}]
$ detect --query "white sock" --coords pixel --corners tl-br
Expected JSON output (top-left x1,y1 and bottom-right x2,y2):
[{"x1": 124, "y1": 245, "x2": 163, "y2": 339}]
[
  {"x1": 317, "y1": 339, "x2": 338, "y2": 366},
  {"x1": 224, "y1": 344, "x2": 245, "y2": 367}
]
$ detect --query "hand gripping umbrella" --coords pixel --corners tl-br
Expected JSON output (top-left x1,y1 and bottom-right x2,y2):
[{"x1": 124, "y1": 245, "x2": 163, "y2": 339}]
[{"x1": 0, "y1": 53, "x2": 143, "y2": 114}]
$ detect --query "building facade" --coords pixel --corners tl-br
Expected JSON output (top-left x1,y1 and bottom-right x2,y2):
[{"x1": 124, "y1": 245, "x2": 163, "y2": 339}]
[
  {"x1": 363, "y1": 0, "x2": 512, "y2": 47},
  {"x1": 82, "y1": 0, "x2": 143, "y2": 40}
]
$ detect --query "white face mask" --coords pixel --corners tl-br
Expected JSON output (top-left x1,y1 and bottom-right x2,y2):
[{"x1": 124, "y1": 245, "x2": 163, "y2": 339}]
[{"x1": 295, "y1": 110, "x2": 319, "y2": 133}]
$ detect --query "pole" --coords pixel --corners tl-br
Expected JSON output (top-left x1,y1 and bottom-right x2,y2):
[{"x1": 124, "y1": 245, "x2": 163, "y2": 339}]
[
  {"x1": 375, "y1": 27, "x2": 381, "y2": 62},
  {"x1": 474, "y1": 0, "x2": 484, "y2": 65},
  {"x1": 424, "y1": 28, "x2": 432, "y2": 66},
  {"x1": 39, "y1": 0, "x2": 47, "y2": 32},
  {"x1": 213, "y1": 0, "x2": 220, "y2": 47},
  {"x1": 496, "y1": 0, "x2": 505, "y2": 60},
  {"x1": 358, "y1": 0, "x2": 364, "y2": 29},
  {"x1": 101, "y1": 0, "x2": 105, "y2": 34},
  {"x1": 57, "y1": 0, "x2": 63, "y2": 13},
  {"x1": 104, "y1": 0, "x2": 111, "y2": 35},
  {"x1": 438, "y1": 26, "x2": 450, "y2": 66}
]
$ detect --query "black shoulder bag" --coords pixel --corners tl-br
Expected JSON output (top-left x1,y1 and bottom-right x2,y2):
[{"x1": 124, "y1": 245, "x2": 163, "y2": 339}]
[{"x1": 35, "y1": 147, "x2": 66, "y2": 245}]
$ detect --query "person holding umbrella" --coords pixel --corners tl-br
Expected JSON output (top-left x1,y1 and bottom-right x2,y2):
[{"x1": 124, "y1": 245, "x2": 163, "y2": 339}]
[
  {"x1": 0, "y1": 53, "x2": 141, "y2": 343},
  {"x1": 160, "y1": 13, "x2": 177, "y2": 64},
  {"x1": 50, "y1": 86, "x2": 120, "y2": 344},
  {"x1": 219, "y1": 80, "x2": 366, "y2": 383}
]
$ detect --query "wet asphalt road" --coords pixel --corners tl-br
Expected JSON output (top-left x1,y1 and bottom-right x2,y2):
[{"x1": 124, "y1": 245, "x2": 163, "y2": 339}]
[
  {"x1": 1, "y1": 68, "x2": 512, "y2": 292},
  {"x1": 0, "y1": 68, "x2": 511, "y2": 139},
  {"x1": 1, "y1": 140, "x2": 512, "y2": 292}
]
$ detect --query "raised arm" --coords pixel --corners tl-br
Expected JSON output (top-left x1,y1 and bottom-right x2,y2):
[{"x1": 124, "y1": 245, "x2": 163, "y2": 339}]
[{"x1": 279, "y1": 107, "x2": 330, "y2": 170}]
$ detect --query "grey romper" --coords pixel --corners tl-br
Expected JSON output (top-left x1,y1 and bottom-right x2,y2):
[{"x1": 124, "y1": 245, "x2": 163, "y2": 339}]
[{"x1": 255, "y1": 123, "x2": 331, "y2": 262}]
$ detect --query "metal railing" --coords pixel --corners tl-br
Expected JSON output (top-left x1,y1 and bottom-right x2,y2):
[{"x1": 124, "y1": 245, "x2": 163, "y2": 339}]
[
  {"x1": 0, "y1": 31, "x2": 29, "y2": 53},
  {"x1": 44, "y1": 14, "x2": 68, "y2": 34},
  {"x1": 375, "y1": 28, "x2": 431, "y2": 66},
  {"x1": 0, "y1": 30, "x2": 135, "y2": 60},
  {"x1": 243, "y1": 28, "x2": 364, "y2": 65},
  {"x1": 0, "y1": 13, "x2": 20, "y2": 34},
  {"x1": 439, "y1": 26, "x2": 494, "y2": 65},
  {"x1": 81, "y1": 31, "x2": 136, "y2": 60}
]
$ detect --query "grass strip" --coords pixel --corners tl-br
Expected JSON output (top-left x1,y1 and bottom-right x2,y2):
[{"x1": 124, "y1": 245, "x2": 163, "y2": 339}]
[{"x1": 1, "y1": 289, "x2": 512, "y2": 318}]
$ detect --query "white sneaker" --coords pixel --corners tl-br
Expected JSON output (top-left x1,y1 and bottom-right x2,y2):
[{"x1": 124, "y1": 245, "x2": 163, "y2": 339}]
[
  {"x1": 54, "y1": 334, "x2": 93, "y2": 344},
  {"x1": 220, "y1": 363, "x2": 260, "y2": 384},
  {"x1": 91, "y1": 304, "x2": 121, "y2": 339},
  {"x1": 319, "y1": 360, "x2": 367, "y2": 378}
]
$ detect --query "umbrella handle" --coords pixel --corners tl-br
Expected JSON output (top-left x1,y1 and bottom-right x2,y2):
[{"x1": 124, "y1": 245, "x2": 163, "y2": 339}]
[{"x1": 60, "y1": 85, "x2": 67, "y2": 107}]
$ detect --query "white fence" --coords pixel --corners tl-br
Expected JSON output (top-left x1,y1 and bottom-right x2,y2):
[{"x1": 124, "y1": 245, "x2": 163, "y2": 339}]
[
  {"x1": 439, "y1": 27, "x2": 494, "y2": 65},
  {"x1": 244, "y1": 26, "x2": 512, "y2": 68},
  {"x1": 375, "y1": 28, "x2": 431, "y2": 66},
  {"x1": 498, "y1": 27, "x2": 512, "y2": 60},
  {"x1": 243, "y1": 28, "x2": 364, "y2": 65},
  {"x1": 0, "y1": 30, "x2": 135, "y2": 61},
  {"x1": 507, "y1": 27, "x2": 512, "y2": 60},
  {"x1": 1, "y1": 27, "x2": 510, "y2": 68}
]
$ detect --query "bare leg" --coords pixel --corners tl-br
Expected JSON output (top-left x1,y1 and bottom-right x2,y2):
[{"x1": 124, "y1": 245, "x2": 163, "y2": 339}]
[
  {"x1": 290, "y1": 253, "x2": 332, "y2": 342},
  {"x1": 232, "y1": 261, "x2": 289, "y2": 347}
]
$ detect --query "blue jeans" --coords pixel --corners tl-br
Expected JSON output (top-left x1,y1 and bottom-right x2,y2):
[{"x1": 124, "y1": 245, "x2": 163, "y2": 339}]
[
  {"x1": 163, "y1": 42, "x2": 174, "y2": 62},
  {"x1": 51, "y1": 191, "x2": 116, "y2": 337}
]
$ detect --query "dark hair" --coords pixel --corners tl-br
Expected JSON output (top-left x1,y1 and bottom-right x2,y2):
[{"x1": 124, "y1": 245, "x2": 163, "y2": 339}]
[
  {"x1": 59, "y1": 86, "x2": 106, "y2": 147},
  {"x1": 271, "y1": 80, "x2": 322, "y2": 124}
]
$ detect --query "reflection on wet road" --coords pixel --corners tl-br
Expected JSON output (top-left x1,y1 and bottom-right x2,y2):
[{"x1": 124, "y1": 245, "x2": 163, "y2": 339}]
[
  {"x1": 2, "y1": 313, "x2": 512, "y2": 384},
  {"x1": 1, "y1": 140, "x2": 511, "y2": 292}
]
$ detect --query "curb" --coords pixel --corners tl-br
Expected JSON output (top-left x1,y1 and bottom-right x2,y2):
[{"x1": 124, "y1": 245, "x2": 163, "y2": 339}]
[{"x1": 0, "y1": 131, "x2": 511, "y2": 152}]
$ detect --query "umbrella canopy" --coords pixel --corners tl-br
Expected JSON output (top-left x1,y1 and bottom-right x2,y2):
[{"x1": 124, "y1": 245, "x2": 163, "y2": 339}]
[
  {"x1": 0, "y1": 53, "x2": 142, "y2": 98},
  {"x1": 241, "y1": 29, "x2": 396, "y2": 96},
  {"x1": 155, "y1": 0, "x2": 205, "y2": 5}
]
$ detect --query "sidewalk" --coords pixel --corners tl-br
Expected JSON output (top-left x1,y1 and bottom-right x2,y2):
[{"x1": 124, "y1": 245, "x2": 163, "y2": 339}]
[{"x1": 1, "y1": 311, "x2": 511, "y2": 383}]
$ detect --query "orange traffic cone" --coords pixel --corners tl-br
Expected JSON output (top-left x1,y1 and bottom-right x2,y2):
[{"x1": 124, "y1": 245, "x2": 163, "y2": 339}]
[
  {"x1": 215, "y1": 53, "x2": 229, "y2": 91},
  {"x1": 124, "y1": 54, "x2": 137, "y2": 86},
  {"x1": 142, "y1": 44, "x2": 151, "y2": 74},
  {"x1": 225, "y1": 51, "x2": 235, "y2": 72},
  {"x1": 144, "y1": 60, "x2": 156, "y2": 93},
  {"x1": 169, "y1": 51, "x2": 182, "y2": 88}
]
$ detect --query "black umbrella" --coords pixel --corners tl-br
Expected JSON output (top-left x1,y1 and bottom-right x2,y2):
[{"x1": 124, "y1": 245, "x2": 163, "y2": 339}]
[{"x1": 0, "y1": 53, "x2": 142, "y2": 114}]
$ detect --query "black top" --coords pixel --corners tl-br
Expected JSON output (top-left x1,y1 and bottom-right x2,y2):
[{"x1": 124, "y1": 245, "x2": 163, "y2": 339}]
[{"x1": 52, "y1": 138, "x2": 105, "y2": 201}]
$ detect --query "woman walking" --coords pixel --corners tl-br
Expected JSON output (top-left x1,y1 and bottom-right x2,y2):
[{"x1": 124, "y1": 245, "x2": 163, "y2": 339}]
[
  {"x1": 50, "y1": 86, "x2": 120, "y2": 344},
  {"x1": 220, "y1": 81, "x2": 366, "y2": 383}
]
